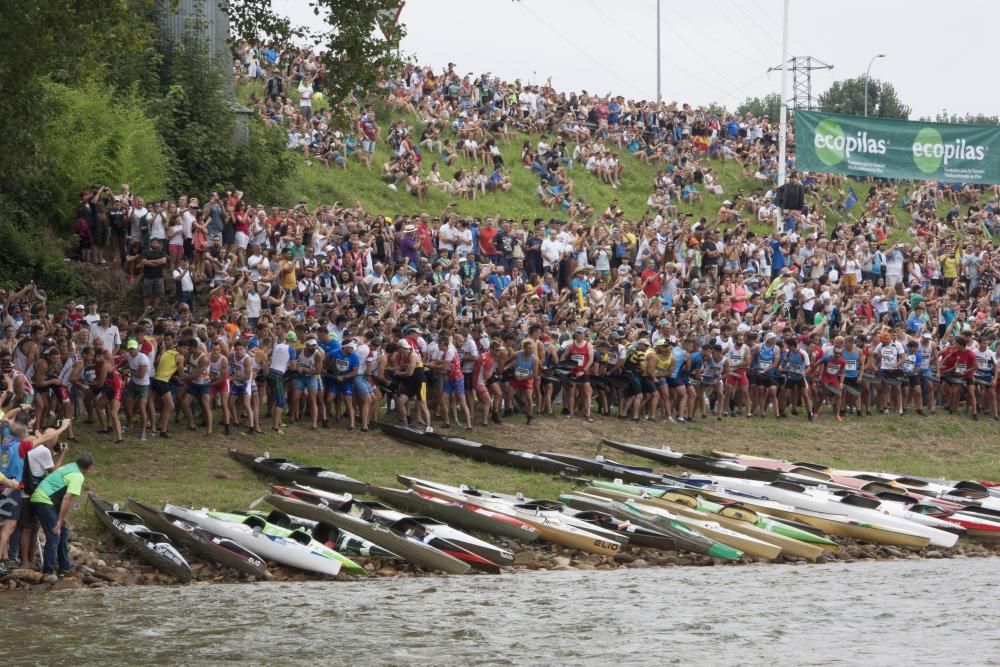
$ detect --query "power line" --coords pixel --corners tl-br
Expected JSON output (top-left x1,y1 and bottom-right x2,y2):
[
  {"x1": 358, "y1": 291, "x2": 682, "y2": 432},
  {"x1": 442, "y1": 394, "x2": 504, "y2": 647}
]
[
  {"x1": 651, "y1": 0, "x2": 772, "y2": 69},
  {"x1": 583, "y1": 0, "x2": 741, "y2": 93},
  {"x1": 746, "y1": 0, "x2": 812, "y2": 55},
  {"x1": 726, "y1": 0, "x2": 784, "y2": 50},
  {"x1": 516, "y1": 1, "x2": 649, "y2": 97}
]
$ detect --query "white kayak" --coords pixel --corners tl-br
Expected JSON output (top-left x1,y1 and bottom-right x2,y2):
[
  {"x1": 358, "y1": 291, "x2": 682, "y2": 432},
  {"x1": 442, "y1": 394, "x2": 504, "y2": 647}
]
[
  {"x1": 163, "y1": 504, "x2": 342, "y2": 576},
  {"x1": 708, "y1": 478, "x2": 959, "y2": 548}
]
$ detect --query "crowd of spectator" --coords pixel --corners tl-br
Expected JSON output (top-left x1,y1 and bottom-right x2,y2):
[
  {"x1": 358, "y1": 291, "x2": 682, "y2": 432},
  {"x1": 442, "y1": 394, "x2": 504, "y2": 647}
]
[{"x1": 12, "y1": 56, "x2": 1000, "y2": 575}]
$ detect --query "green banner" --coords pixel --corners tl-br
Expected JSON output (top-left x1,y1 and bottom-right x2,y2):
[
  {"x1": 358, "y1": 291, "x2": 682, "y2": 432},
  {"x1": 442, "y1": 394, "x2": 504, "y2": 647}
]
[{"x1": 794, "y1": 110, "x2": 1000, "y2": 184}]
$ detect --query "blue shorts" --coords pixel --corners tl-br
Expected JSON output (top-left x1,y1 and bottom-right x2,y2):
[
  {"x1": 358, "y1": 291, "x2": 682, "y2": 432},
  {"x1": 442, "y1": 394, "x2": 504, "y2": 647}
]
[
  {"x1": 187, "y1": 383, "x2": 210, "y2": 397},
  {"x1": 666, "y1": 376, "x2": 684, "y2": 389},
  {"x1": 229, "y1": 381, "x2": 251, "y2": 396},
  {"x1": 0, "y1": 490, "x2": 22, "y2": 521},
  {"x1": 293, "y1": 375, "x2": 319, "y2": 392},
  {"x1": 443, "y1": 377, "x2": 465, "y2": 395},
  {"x1": 327, "y1": 379, "x2": 352, "y2": 397},
  {"x1": 353, "y1": 375, "x2": 375, "y2": 396}
]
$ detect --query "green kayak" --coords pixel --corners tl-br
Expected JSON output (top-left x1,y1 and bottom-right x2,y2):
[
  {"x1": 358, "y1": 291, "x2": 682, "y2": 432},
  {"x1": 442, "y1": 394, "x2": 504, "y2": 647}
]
[
  {"x1": 587, "y1": 480, "x2": 838, "y2": 549},
  {"x1": 208, "y1": 511, "x2": 367, "y2": 576}
]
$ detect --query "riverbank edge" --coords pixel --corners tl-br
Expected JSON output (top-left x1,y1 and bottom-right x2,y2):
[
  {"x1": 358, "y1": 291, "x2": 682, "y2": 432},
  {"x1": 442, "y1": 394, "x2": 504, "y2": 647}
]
[{"x1": 4, "y1": 533, "x2": 1000, "y2": 594}]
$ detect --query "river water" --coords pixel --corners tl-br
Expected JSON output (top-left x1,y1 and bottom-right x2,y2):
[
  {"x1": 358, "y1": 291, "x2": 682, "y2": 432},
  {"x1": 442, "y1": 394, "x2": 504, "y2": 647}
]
[{"x1": 6, "y1": 558, "x2": 1000, "y2": 666}]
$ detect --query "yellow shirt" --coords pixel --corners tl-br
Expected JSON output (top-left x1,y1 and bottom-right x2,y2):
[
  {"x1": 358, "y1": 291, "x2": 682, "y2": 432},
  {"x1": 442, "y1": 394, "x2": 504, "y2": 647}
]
[
  {"x1": 154, "y1": 349, "x2": 180, "y2": 382},
  {"x1": 280, "y1": 260, "x2": 297, "y2": 290},
  {"x1": 942, "y1": 255, "x2": 958, "y2": 279}
]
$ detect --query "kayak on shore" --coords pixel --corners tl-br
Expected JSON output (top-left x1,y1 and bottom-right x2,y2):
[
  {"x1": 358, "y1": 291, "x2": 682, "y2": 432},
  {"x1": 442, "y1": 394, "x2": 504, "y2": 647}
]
[{"x1": 89, "y1": 493, "x2": 192, "y2": 583}]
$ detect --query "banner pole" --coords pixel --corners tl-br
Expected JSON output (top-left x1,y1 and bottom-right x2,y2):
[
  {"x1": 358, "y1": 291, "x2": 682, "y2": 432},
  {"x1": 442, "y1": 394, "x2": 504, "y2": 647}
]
[{"x1": 776, "y1": 0, "x2": 790, "y2": 234}]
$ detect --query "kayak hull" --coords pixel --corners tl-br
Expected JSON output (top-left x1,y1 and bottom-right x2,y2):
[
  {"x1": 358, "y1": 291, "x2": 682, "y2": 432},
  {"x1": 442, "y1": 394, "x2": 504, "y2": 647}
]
[
  {"x1": 381, "y1": 423, "x2": 578, "y2": 475},
  {"x1": 374, "y1": 485, "x2": 540, "y2": 543},
  {"x1": 264, "y1": 493, "x2": 471, "y2": 574},
  {"x1": 228, "y1": 449, "x2": 369, "y2": 495},
  {"x1": 163, "y1": 505, "x2": 344, "y2": 576},
  {"x1": 89, "y1": 493, "x2": 192, "y2": 583},
  {"x1": 126, "y1": 498, "x2": 267, "y2": 578}
]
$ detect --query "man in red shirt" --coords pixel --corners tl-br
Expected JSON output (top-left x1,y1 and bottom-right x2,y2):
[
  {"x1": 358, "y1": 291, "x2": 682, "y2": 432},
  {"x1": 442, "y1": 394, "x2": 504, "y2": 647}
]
[
  {"x1": 640, "y1": 259, "x2": 661, "y2": 299},
  {"x1": 416, "y1": 214, "x2": 433, "y2": 256},
  {"x1": 939, "y1": 335, "x2": 978, "y2": 418},
  {"x1": 478, "y1": 217, "x2": 498, "y2": 261},
  {"x1": 818, "y1": 338, "x2": 847, "y2": 421}
]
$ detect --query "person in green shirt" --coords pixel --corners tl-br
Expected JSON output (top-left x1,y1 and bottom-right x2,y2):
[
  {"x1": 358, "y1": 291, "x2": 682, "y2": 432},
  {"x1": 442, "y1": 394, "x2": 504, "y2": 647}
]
[{"x1": 29, "y1": 453, "x2": 93, "y2": 575}]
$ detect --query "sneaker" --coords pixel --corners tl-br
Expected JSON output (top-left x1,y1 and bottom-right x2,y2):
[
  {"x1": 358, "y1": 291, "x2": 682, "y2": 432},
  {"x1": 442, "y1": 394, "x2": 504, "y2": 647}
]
[
  {"x1": 139, "y1": 432, "x2": 147, "y2": 442},
  {"x1": 158, "y1": 431, "x2": 169, "y2": 438},
  {"x1": 424, "y1": 426, "x2": 434, "y2": 434}
]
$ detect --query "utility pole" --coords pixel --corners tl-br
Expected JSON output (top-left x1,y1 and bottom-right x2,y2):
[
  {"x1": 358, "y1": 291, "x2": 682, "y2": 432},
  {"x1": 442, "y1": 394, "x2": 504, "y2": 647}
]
[
  {"x1": 656, "y1": 0, "x2": 661, "y2": 102},
  {"x1": 776, "y1": 0, "x2": 789, "y2": 233},
  {"x1": 864, "y1": 53, "x2": 886, "y2": 117}
]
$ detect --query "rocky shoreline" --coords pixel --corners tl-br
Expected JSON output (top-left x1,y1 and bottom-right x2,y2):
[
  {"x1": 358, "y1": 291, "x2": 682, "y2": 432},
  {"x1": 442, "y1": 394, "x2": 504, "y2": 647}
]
[{"x1": 4, "y1": 534, "x2": 1000, "y2": 594}]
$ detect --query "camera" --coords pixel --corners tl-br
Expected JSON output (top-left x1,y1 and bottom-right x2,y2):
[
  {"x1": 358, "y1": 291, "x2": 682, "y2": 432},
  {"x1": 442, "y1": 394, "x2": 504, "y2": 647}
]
[{"x1": 54, "y1": 442, "x2": 67, "y2": 454}]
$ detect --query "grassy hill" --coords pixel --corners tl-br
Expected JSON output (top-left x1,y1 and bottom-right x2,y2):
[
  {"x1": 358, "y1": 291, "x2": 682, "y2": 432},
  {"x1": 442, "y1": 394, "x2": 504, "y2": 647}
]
[{"x1": 239, "y1": 83, "x2": 962, "y2": 242}]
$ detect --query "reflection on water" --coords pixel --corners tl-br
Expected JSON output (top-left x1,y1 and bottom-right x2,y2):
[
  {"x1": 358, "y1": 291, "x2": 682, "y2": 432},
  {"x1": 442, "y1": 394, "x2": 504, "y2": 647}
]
[{"x1": 5, "y1": 559, "x2": 1000, "y2": 666}]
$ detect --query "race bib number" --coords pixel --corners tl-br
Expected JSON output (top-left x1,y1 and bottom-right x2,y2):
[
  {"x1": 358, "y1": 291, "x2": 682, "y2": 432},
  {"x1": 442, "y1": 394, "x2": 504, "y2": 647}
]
[
  {"x1": 827, "y1": 363, "x2": 841, "y2": 375},
  {"x1": 335, "y1": 359, "x2": 350, "y2": 372},
  {"x1": 881, "y1": 349, "x2": 896, "y2": 364},
  {"x1": 729, "y1": 352, "x2": 743, "y2": 366},
  {"x1": 844, "y1": 360, "x2": 857, "y2": 372},
  {"x1": 606, "y1": 354, "x2": 618, "y2": 365},
  {"x1": 956, "y1": 364, "x2": 967, "y2": 374},
  {"x1": 978, "y1": 358, "x2": 992, "y2": 370},
  {"x1": 901, "y1": 360, "x2": 915, "y2": 373},
  {"x1": 515, "y1": 367, "x2": 531, "y2": 379},
  {"x1": 571, "y1": 354, "x2": 585, "y2": 367},
  {"x1": 788, "y1": 362, "x2": 804, "y2": 375}
]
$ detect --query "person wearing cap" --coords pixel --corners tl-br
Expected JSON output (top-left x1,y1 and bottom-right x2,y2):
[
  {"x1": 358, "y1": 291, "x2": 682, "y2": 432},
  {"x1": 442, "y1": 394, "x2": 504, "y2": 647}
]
[
  {"x1": 265, "y1": 331, "x2": 298, "y2": 435},
  {"x1": 228, "y1": 338, "x2": 256, "y2": 436},
  {"x1": 561, "y1": 327, "x2": 595, "y2": 422},
  {"x1": 665, "y1": 336, "x2": 691, "y2": 423},
  {"x1": 900, "y1": 339, "x2": 925, "y2": 416},
  {"x1": 750, "y1": 332, "x2": 781, "y2": 417},
  {"x1": 291, "y1": 337, "x2": 322, "y2": 430},
  {"x1": 509, "y1": 338, "x2": 540, "y2": 424},
  {"x1": 393, "y1": 337, "x2": 431, "y2": 430},
  {"x1": 325, "y1": 338, "x2": 362, "y2": 431},
  {"x1": 972, "y1": 332, "x2": 998, "y2": 420},
  {"x1": 123, "y1": 338, "x2": 151, "y2": 441},
  {"x1": 178, "y1": 336, "x2": 213, "y2": 433},
  {"x1": 838, "y1": 335, "x2": 863, "y2": 417},
  {"x1": 777, "y1": 337, "x2": 813, "y2": 421},
  {"x1": 916, "y1": 333, "x2": 938, "y2": 415},
  {"x1": 649, "y1": 339, "x2": 675, "y2": 422}
]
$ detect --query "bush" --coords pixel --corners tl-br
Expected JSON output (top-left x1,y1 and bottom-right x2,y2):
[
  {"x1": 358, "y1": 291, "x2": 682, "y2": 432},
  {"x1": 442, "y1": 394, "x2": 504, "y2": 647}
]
[{"x1": 41, "y1": 80, "x2": 172, "y2": 222}]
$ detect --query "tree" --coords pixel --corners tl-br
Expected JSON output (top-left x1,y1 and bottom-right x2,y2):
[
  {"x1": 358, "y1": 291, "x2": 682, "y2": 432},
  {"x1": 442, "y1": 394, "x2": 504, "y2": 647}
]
[
  {"x1": 226, "y1": 0, "x2": 406, "y2": 114},
  {"x1": 736, "y1": 92, "x2": 782, "y2": 120},
  {"x1": 818, "y1": 77, "x2": 910, "y2": 119},
  {"x1": 920, "y1": 110, "x2": 1000, "y2": 126}
]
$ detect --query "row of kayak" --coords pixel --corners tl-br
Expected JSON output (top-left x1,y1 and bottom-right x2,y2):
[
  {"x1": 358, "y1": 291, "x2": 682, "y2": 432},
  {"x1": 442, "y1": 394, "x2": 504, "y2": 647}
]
[
  {"x1": 597, "y1": 440, "x2": 1000, "y2": 545},
  {"x1": 92, "y1": 434, "x2": 994, "y2": 583},
  {"x1": 380, "y1": 420, "x2": 1000, "y2": 550},
  {"x1": 233, "y1": 449, "x2": 853, "y2": 563}
]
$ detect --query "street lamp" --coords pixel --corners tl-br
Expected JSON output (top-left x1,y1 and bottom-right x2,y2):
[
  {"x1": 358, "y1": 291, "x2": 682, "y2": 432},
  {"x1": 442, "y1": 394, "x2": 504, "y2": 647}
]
[{"x1": 864, "y1": 53, "x2": 886, "y2": 117}]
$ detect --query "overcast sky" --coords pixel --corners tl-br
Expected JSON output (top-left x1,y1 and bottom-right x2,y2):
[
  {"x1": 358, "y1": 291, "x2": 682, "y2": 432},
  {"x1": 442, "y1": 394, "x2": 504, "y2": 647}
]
[{"x1": 276, "y1": 0, "x2": 995, "y2": 119}]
